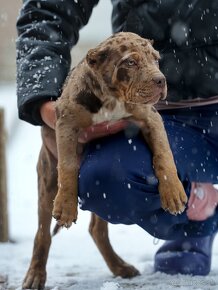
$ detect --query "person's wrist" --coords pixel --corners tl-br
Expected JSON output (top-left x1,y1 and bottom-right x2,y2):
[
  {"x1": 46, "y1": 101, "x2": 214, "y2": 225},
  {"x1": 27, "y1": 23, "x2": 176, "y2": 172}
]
[{"x1": 40, "y1": 101, "x2": 56, "y2": 129}]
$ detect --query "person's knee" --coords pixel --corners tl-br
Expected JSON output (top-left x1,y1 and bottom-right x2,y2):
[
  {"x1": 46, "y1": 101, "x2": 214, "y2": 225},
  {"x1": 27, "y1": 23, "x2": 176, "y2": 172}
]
[
  {"x1": 78, "y1": 149, "x2": 159, "y2": 220},
  {"x1": 78, "y1": 133, "x2": 159, "y2": 220}
]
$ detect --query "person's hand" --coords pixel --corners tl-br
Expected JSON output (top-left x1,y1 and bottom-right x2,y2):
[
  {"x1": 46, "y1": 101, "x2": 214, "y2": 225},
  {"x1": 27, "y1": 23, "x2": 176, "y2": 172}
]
[
  {"x1": 78, "y1": 120, "x2": 130, "y2": 143},
  {"x1": 40, "y1": 101, "x2": 56, "y2": 129},
  {"x1": 40, "y1": 101, "x2": 130, "y2": 142}
]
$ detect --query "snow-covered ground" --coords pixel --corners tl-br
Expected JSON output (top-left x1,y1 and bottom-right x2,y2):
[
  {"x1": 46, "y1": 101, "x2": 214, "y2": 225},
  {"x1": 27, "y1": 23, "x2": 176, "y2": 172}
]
[{"x1": 0, "y1": 85, "x2": 218, "y2": 290}]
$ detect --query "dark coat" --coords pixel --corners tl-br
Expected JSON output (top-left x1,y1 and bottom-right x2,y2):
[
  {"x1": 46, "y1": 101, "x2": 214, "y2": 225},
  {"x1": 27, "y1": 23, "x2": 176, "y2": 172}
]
[{"x1": 16, "y1": 0, "x2": 218, "y2": 125}]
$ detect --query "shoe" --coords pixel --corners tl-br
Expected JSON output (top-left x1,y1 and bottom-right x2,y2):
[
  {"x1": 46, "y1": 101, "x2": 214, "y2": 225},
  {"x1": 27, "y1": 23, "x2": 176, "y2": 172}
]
[{"x1": 154, "y1": 234, "x2": 216, "y2": 275}]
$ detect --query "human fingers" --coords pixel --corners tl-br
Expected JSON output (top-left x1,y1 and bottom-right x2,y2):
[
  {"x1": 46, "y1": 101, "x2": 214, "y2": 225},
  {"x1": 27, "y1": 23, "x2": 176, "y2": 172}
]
[{"x1": 78, "y1": 119, "x2": 129, "y2": 143}]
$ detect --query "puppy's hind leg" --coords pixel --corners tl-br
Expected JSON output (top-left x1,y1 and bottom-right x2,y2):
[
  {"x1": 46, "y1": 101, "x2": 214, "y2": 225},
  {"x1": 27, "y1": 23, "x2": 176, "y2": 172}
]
[
  {"x1": 89, "y1": 213, "x2": 140, "y2": 278},
  {"x1": 23, "y1": 129, "x2": 58, "y2": 290}
]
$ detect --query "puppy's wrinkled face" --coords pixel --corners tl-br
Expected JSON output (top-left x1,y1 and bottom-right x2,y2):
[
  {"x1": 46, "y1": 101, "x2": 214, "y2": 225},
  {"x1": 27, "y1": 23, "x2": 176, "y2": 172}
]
[{"x1": 86, "y1": 32, "x2": 167, "y2": 105}]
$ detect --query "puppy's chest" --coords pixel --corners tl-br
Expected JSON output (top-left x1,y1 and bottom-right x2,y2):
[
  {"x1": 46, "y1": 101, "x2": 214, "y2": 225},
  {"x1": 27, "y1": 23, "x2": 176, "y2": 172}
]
[{"x1": 92, "y1": 99, "x2": 132, "y2": 124}]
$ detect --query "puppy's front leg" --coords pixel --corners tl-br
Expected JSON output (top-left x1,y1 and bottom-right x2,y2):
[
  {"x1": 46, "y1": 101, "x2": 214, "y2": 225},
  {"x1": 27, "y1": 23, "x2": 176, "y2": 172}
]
[
  {"x1": 53, "y1": 100, "x2": 92, "y2": 227},
  {"x1": 129, "y1": 104, "x2": 187, "y2": 215}
]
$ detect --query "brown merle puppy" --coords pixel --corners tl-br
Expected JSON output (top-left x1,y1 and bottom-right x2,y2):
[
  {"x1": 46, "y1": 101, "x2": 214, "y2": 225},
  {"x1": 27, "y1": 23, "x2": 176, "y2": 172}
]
[
  {"x1": 22, "y1": 32, "x2": 187, "y2": 289},
  {"x1": 53, "y1": 32, "x2": 187, "y2": 227}
]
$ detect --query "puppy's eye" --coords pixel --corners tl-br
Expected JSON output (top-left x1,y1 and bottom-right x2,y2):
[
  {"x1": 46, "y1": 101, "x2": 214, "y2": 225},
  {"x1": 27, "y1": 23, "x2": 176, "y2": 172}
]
[
  {"x1": 123, "y1": 58, "x2": 137, "y2": 67},
  {"x1": 128, "y1": 59, "x2": 136, "y2": 66}
]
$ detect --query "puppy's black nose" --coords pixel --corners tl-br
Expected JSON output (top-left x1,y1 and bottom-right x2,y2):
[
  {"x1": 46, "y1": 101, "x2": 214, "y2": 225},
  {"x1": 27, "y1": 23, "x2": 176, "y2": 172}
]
[{"x1": 152, "y1": 75, "x2": 166, "y2": 88}]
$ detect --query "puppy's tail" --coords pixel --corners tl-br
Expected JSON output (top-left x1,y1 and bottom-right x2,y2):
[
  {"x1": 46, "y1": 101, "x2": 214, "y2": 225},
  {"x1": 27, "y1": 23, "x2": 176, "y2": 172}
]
[{"x1": 52, "y1": 223, "x2": 62, "y2": 237}]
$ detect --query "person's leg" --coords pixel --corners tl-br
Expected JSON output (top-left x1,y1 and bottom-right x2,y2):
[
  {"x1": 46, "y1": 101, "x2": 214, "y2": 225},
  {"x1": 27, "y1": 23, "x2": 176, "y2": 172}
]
[
  {"x1": 79, "y1": 129, "x2": 191, "y2": 237},
  {"x1": 78, "y1": 105, "x2": 218, "y2": 274}
]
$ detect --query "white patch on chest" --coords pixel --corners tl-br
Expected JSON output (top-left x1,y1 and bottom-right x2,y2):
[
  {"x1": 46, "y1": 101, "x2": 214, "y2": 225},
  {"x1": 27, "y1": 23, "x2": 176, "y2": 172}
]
[{"x1": 92, "y1": 99, "x2": 132, "y2": 124}]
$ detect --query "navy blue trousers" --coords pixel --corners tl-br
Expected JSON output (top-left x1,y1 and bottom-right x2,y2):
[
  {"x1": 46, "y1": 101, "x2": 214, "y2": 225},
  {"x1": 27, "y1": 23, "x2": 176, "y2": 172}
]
[{"x1": 78, "y1": 104, "x2": 218, "y2": 240}]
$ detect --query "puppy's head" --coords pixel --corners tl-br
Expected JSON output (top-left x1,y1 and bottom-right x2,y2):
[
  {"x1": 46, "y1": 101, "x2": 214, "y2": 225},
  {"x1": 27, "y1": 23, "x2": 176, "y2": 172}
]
[{"x1": 86, "y1": 32, "x2": 167, "y2": 105}]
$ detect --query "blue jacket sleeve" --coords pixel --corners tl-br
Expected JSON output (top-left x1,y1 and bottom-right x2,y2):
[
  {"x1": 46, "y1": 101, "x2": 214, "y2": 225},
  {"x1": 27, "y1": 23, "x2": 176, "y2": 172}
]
[{"x1": 16, "y1": 0, "x2": 99, "y2": 125}]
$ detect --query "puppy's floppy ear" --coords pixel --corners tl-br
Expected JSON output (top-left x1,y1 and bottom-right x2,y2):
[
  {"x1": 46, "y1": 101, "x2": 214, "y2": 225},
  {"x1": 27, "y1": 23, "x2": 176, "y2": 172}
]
[
  {"x1": 86, "y1": 48, "x2": 98, "y2": 66},
  {"x1": 86, "y1": 48, "x2": 109, "y2": 68}
]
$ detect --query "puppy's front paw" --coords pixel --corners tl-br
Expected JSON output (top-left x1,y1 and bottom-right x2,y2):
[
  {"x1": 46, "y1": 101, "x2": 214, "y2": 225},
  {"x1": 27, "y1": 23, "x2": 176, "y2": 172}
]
[
  {"x1": 159, "y1": 178, "x2": 187, "y2": 215},
  {"x1": 52, "y1": 192, "x2": 78, "y2": 228}
]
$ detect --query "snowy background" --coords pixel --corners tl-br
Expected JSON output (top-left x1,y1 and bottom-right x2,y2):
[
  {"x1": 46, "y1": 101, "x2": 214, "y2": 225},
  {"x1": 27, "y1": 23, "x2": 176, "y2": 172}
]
[{"x1": 0, "y1": 1, "x2": 218, "y2": 290}]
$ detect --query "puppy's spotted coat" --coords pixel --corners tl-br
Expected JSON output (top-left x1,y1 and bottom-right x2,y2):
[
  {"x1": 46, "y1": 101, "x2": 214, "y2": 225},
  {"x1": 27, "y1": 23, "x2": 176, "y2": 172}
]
[{"x1": 53, "y1": 32, "x2": 187, "y2": 226}]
